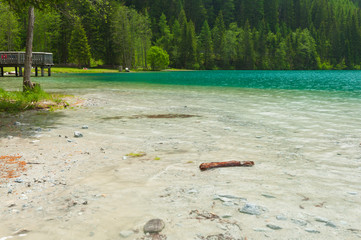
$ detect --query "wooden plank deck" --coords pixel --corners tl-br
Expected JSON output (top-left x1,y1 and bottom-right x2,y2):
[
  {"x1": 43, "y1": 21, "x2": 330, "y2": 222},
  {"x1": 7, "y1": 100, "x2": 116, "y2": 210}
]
[{"x1": 0, "y1": 52, "x2": 54, "y2": 77}]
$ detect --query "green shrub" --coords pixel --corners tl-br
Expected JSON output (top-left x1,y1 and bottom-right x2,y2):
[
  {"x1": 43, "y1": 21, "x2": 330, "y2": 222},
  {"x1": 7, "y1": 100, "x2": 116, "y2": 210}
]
[{"x1": 0, "y1": 85, "x2": 57, "y2": 113}]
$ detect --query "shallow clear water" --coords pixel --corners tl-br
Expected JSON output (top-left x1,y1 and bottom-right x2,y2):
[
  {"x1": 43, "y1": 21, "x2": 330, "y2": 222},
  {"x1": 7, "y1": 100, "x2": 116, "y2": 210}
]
[{"x1": 1, "y1": 71, "x2": 361, "y2": 239}]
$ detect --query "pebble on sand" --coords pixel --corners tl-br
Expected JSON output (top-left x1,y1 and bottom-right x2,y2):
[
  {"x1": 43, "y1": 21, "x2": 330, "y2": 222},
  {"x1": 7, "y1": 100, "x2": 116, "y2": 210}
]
[
  {"x1": 119, "y1": 230, "x2": 134, "y2": 238},
  {"x1": 239, "y1": 203, "x2": 267, "y2": 215},
  {"x1": 266, "y1": 224, "x2": 282, "y2": 230},
  {"x1": 143, "y1": 219, "x2": 165, "y2": 234},
  {"x1": 74, "y1": 131, "x2": 83, "y2": 138}
]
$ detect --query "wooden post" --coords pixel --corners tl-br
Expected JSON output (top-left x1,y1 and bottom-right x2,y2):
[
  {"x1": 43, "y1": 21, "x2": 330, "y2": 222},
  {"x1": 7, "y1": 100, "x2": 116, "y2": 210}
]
[
  {"x1": 41, "y1": 67, "x2": 44, "y2": 77},
  {"x1": 35, "y1": 66, "x2": 38, "y2": 77},
  {"x1": 19, "y1": 67, "x2": 23, "y2": 77},
  {"x1": 0, "y1": 67, "x2": 3, "y2": 77},
  {"x1": 48, "y1": 67, "x2": 51, "y2": 76},
  {"x1": 15, "y1": 67, "x2": 18, "y2": 77}
]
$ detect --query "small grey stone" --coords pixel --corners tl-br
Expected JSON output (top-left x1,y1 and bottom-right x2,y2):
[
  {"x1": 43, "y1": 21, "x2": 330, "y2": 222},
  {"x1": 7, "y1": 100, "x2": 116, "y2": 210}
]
[
  {"x1": 348, "y1": 192, "x2": 358, "y2": 195},
  {"x1": 266, "y1": 224, "x2": 282, "y2": 230},
  {"x1": 67, "y1": 139, "x2": 73, "y2": 142},
  {"x1": 216, "y1": 194, "x2": 247, "y2": 201},
  {"x1": 143, "y1": 219, "x2": 165, "y2": 234},
  {"x1": 7, "y1": 135, "x2": 14, "y2": 139},
  {"x1": 119, "y1": 230, "x2": 134, "y2": 238},
  {"x1": 187, "y1": 189, "x2": 198, "y2": 194},
  {"x1": 74, "y1": 131, "x2": 83, "y2": 138},
  {"x1": 14, "y1": 122, "x2": 21, "y2": 126},
  {"x1": 276, "y1": 215, "x2": 287, "y2": 221},
  {"x1": 35, "y1": 127, "x2": 42, "y2": 132},
  {"x1": 82, "y1": 125, "x2": 89, "y2": 129},
  {"x1": 291, "y1": 218, "x2": 308, "y2": 226},
  {"x1": 239, "y1": 203, "x2": 267, "y2": 215},
  {"x1": 315, "y1": 217, "x2": 328, "y2": 223},
  {"x1": 8, "y1": 203, "x2": 16, "y2": 208},
  {"x1": 8, "y1": 189, "x2": 13, "y2": 194},
  {"x1": 262, "y1": 194, "x2": 276, "y2": 199},
  {"x1": 305, "y1": 228, "x2": 320, "y2": 233},
  {"x1": 14, "y1": 178, "x2": 23, "y2": 183},
  {"x1": 326, "y1": 221, "x2": 337, "y2": 228}
]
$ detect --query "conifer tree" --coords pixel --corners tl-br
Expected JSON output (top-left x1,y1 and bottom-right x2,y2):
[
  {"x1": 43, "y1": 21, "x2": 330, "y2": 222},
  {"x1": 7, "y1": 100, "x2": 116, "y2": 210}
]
[
  {"x1": 171, "y1": 20, "x2": 182, "y2": 67},
  {"x1": 199, "y1": 20, "x2": 214, "y2": 69},
  {"x1": 68, "y1": 20, "x2": 91, "y2": 67},
  {"x1": 212, "y1": 11, "x2": 226, "y2": 67},
  {"x1": 185, "y1": 20, "x2": 198, "y2": 69},
  {"x1": 242, "y1": 21, "x2": 256, "y2": 69}
]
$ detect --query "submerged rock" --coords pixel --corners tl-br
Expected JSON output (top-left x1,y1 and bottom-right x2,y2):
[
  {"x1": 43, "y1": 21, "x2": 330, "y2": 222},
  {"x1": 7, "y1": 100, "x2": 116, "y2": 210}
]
[
  {"x1": 239, "y1": 203, "x2": 267, "y2": 215},
  {"x1": 291, "y1": 218, "x2": 308, "y2": 226},
  {"x1": 143, "y1": 219, "x2": 165, "y2": 234},
  {"x1": 326, "y1": 221, "x2": 337, "y2": 228},
  {"x1": 119, "y1": 230, "x2": 134, "y2": 238},
  {"x1": 305, "y1": 228, "x2": 320, "y2": 233},
  {"x1": 74, "y1": 131, "x2": 83, "y2": 138},
  {"x1": 266, "y1": 224, "x2": 282, "y2": 230},
  {"x1": 276, "y1": 215, "x2": 287, "y2": 221}
]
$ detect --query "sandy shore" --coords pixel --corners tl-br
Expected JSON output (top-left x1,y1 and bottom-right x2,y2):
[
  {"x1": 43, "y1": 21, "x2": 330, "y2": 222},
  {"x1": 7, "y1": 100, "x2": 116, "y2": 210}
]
[{"x1": 1, "y1": 87, "x2": 361, "y2": 240}]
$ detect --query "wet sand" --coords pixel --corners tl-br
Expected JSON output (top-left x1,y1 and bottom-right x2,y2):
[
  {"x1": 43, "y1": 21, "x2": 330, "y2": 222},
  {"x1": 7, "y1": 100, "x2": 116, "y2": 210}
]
[{"x1": 1, "y1": 86, "x2": 361, "y2": 239}]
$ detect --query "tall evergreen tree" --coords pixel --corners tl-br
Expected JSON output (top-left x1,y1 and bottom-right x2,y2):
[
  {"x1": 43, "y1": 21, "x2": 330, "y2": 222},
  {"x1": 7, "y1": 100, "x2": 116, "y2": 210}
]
[
  {"x1": 212, "y1": 11, "x2": 226, "y2": 67},
  {"x1": 199, "y1": 20, "x2": 214, "y2": 69},
  {"x1": 241, "y1": 21, "x2": 256, "y2": 69},
  {"x1": 68, "y1": 19, "x2": 91, "y2": 67}
]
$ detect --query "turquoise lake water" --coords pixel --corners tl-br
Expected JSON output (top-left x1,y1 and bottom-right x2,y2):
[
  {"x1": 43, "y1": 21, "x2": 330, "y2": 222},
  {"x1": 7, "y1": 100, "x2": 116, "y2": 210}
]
[{"x1": 3, "y1": 70, "x2": 361, "y2": 96}]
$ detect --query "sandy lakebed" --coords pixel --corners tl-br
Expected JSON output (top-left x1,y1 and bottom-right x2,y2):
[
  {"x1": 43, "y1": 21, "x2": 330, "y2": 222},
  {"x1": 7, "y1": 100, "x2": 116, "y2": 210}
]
[{"x1": 1, "y1": 81, "x2": 361, "y2": 240}]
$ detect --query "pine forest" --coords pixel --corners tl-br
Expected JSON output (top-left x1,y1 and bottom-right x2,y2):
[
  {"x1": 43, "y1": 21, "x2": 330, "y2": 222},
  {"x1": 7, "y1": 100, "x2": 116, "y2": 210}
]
[{"x1": 2, "y1": 0, "x2": 361, "y2": 70}]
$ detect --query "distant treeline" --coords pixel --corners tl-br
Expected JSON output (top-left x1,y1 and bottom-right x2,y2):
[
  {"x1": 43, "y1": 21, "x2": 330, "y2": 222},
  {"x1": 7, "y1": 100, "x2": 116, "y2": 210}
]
[{"x1": 1, "y1": 0, "x2": 361, "y2": 70}]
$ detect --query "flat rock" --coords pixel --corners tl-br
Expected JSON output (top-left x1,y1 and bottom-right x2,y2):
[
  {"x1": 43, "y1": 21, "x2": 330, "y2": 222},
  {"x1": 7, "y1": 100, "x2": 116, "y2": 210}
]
[
  {"x1": 315, "y1": 217, "x2": 328, "y2": 223},
  {"x1": 239, "y1": 203, "x2": 267, "y2": 215},
  {"x1": 326, "y1": 221, "x2": 337, "y2": 228},
  {"x1": 266, "y1": 224, "x2": 282, "y2": 230},
  {"x1": 143, "y1": 219, "x2": 165, "y2": 234}
]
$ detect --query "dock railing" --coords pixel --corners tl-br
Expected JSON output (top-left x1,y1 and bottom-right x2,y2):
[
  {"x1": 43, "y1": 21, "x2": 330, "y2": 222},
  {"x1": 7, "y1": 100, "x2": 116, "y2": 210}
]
[{"x1": 0, "y1": 52, "x2": 53, "y2": 77}]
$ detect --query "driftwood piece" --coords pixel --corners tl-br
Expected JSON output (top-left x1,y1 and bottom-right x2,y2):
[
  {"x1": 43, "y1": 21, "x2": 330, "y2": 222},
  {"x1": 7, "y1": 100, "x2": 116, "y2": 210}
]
[{"x1": 199, "y1": 161, "x2": 254, "y2": 171}]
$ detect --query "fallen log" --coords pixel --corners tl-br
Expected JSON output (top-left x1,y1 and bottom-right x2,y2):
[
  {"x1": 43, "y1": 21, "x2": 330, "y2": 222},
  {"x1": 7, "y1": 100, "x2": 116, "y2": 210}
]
[{"x1": 199, "y1": 161, "x2": 254, "y2": 171}]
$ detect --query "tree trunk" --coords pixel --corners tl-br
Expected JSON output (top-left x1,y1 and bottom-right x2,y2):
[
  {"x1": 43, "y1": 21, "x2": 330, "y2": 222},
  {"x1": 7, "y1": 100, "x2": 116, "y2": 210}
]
[{"x1": 23, "y1": 5, "x2": 35, "y2": 91}]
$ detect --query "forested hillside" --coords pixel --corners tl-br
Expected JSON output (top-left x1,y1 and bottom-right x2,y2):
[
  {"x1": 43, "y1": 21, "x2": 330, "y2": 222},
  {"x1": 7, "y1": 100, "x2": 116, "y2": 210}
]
[{"x1": 1, "y1": 0, "x2": 361, "y2": 70}]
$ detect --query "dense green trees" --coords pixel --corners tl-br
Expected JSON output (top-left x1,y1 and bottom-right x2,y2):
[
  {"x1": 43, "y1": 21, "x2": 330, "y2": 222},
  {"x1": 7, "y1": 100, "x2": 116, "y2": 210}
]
[
  {"x1": 0, "y1": 2, "x2": 20, "y2": 51},
  {"x1": 68, "y1": 20, "x2": 91, "y2": 67},
  {"x1": 2, "y1": 0, "x2": 361, "y2": 70},
  {"x1": 147, "y1": 46, "x2": 169, "y2": 70}
]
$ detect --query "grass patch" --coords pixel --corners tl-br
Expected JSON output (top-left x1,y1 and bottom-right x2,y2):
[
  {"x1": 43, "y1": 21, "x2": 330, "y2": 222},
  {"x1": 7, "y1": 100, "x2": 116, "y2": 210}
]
[
  {"x1": 0, "y1": 85, "x2": 67, "y2": 113},
  {"x1": 52, "y1": 67, "x2": 118, "y2": 74}
]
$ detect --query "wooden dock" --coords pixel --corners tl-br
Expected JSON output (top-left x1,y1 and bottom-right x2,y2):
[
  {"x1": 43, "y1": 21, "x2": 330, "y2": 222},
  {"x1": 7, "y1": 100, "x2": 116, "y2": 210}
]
[{"x1": 0, "y1": 52, "x2": 54, "y2": 77}]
